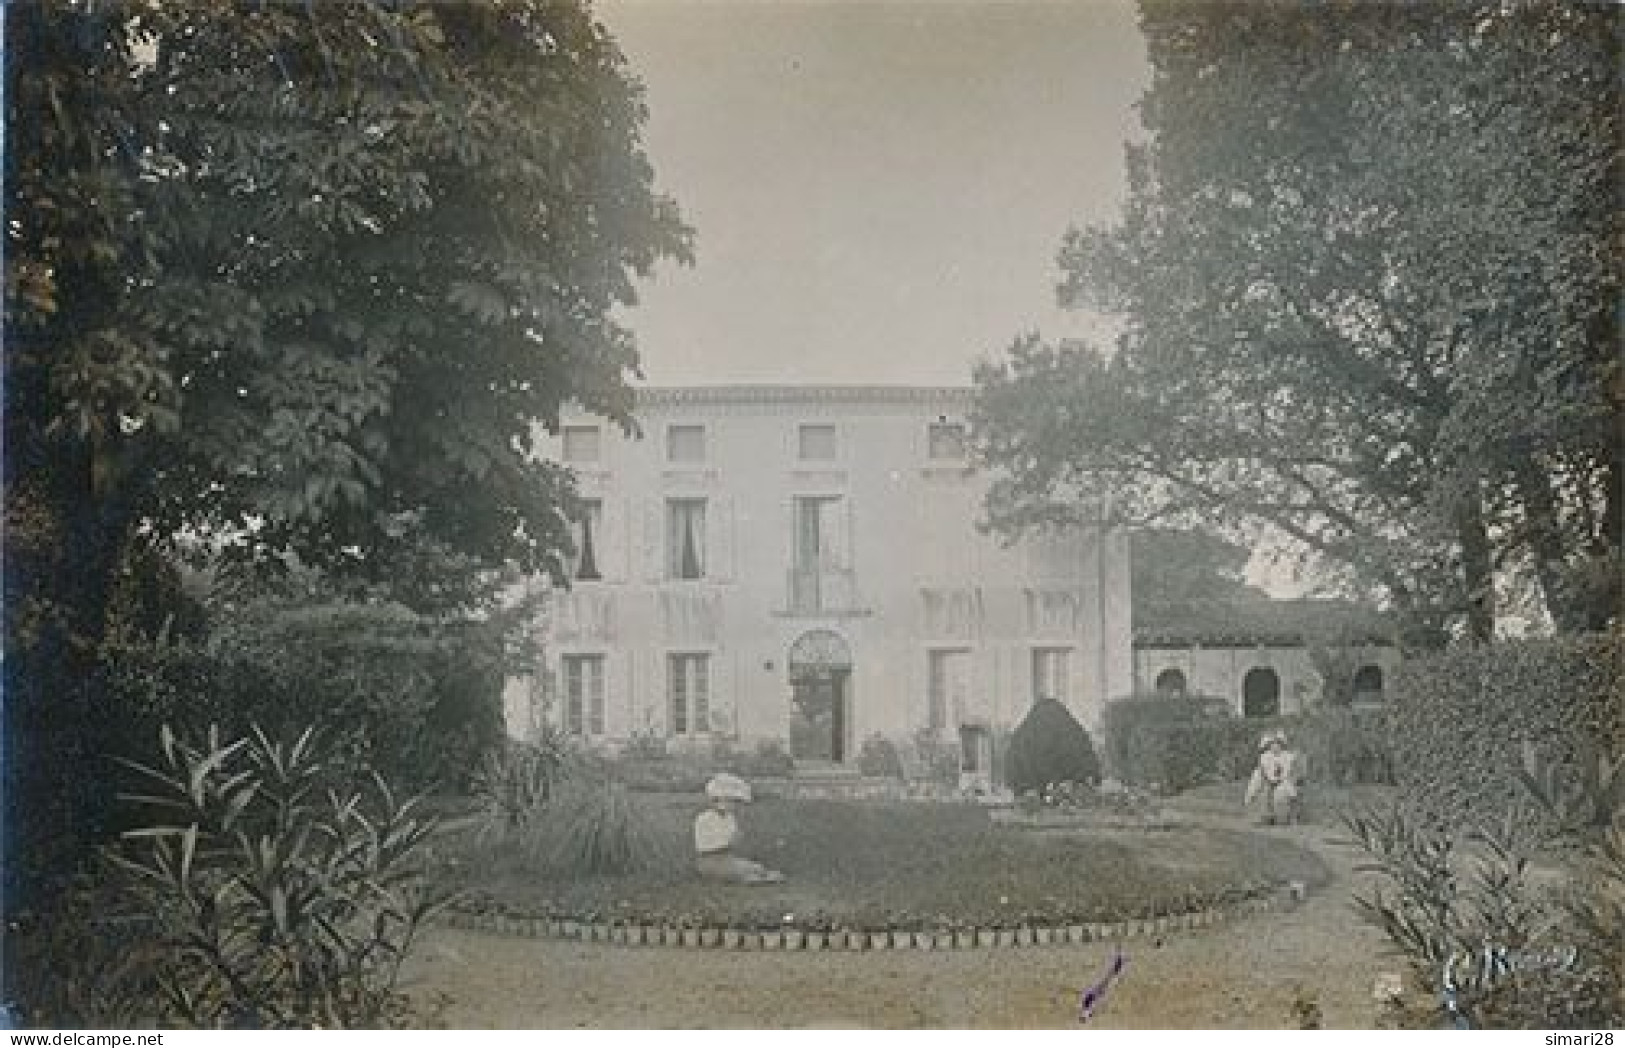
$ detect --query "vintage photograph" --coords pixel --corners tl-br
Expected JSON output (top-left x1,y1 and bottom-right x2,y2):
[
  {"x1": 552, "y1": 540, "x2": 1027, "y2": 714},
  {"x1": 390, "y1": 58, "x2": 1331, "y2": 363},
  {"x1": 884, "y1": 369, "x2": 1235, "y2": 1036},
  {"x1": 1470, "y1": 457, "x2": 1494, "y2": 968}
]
[{"x1": 4, "y1": 0, "x2": 1620, "y2": 1031}]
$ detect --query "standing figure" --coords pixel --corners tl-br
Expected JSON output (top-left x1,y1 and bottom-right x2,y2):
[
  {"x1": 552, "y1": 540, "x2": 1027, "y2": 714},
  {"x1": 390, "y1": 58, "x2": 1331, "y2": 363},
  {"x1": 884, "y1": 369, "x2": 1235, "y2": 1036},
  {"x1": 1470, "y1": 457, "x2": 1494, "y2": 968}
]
[
  {"x1": 694, "y1": 773, "x2": 786, "y2": 884},
  {"x1": 1245, "y1": 731, "x2": 1303, "y2": 825}
]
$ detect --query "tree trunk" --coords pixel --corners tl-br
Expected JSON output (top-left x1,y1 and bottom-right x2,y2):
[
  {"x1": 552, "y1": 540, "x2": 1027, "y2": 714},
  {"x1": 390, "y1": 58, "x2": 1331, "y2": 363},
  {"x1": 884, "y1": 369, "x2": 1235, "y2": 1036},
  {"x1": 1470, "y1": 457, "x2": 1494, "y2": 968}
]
[
  {"x1": 1512, "y1": 454, "x2": 1587, "y2": 633},
  {"x1": 1457, "y1": 492, "x2": 1495, "y2": 642}
]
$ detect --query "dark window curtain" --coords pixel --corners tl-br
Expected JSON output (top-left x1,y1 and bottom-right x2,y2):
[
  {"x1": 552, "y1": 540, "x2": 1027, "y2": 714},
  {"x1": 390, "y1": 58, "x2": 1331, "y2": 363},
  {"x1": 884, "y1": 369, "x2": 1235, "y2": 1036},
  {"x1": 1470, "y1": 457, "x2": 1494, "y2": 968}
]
[{"x1": 576, "y1": 503, "x2": 601, "y2": 581}]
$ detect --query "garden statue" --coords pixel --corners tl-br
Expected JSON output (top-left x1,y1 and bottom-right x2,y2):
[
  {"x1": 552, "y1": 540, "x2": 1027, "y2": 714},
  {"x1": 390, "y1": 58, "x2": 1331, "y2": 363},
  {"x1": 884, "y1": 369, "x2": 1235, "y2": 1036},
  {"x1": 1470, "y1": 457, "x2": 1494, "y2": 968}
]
[
  {"x1": 1245, "y1": 730, "x2": 1303, "y2": 825},
  {"x1": 694, "y1": 773, "x2": 786, "y2": 885}
]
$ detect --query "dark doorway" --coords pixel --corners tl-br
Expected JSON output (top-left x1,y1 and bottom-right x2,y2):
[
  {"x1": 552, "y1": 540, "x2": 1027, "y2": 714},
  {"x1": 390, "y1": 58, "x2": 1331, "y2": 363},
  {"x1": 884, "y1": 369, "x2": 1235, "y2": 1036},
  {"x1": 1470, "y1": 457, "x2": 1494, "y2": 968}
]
[
  {"x1": 1353, "y1": 664, "x2": 1385, "y2": 704},
  {"x1": 790, "y1": 671, "x2": 849, "y2": 762},
  {"x1": 788, "y1": 629, "x2": 853, "y2": 764},
  {"x1": 1243, "y1": 667, "x2": 1281, "y2": 717}
]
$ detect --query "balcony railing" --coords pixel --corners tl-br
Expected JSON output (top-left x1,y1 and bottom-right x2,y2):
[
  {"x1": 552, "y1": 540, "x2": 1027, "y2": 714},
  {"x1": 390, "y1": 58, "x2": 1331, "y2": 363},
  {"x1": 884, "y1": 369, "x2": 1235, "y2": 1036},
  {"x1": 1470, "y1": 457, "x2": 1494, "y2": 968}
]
[{"x1": 785, "y1": 565, "x2": 863, "y2": 616}]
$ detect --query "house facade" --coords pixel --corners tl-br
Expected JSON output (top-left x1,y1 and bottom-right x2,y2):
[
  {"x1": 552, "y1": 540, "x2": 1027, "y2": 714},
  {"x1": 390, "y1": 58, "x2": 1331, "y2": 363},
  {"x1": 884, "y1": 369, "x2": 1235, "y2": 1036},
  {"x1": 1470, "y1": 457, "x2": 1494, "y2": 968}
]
[{"x1": 502, "y1": 385, "x2": 1134, "y2": 769}]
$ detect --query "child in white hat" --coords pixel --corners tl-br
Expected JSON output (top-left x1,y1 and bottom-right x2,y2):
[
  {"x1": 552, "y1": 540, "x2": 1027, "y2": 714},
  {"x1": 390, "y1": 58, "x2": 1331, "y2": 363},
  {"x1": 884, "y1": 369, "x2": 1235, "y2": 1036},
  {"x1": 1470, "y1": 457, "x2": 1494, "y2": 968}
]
[
  {"x1": 1244, "y1": 731, "x2": 1303, "y2": 825},
  {"x1": 694, "y1": 774, "x2": 785, "y2": 884}
]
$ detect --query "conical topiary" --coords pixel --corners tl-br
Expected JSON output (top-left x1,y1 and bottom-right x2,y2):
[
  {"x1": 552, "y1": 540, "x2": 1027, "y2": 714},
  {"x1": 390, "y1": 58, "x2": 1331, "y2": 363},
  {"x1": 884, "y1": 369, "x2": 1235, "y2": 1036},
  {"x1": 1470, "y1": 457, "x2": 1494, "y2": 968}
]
[{"x1": 1005, "y1": 698, "x2": 1102, "y2": 795}]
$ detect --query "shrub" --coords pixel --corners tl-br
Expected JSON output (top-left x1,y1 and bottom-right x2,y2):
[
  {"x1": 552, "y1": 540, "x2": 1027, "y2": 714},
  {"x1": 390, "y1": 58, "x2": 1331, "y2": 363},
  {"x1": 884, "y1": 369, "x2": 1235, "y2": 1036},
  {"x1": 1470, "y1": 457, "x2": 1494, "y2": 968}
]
[
  {"x1": 1347, "y1": 745, "x2": 1624, "y2": 1029},
  {"x1": 104, "y1": 723, "x2": 447, "y2": 1028},
  {"x1": 1387, "y1": 631, "x2": 1624, "y2": 834},
  {"x1": 471, "y1": 731, "x2": 572, "y2": 839},
  {"x1": 620, "y1": 728, "x2": 669, "y2": 762},
  {"x1": 1005, "y1": 698, "x2": 1101, "y2": 795},
  {"x1": 1102, "y1": 693, "x2": 1237, "y2": 792},
  {"x1": 909, "y1": 729, "x2": 962, "y2": 786},
  {"x1": 730, "y1": 739, "x2": 795, "y2": 779},
  {"x1": 858, "y1": 735, "x2": 904, "y2": 778},
  {"x1": 104, "y1": 599, "x2": 508, "y2": 794}
]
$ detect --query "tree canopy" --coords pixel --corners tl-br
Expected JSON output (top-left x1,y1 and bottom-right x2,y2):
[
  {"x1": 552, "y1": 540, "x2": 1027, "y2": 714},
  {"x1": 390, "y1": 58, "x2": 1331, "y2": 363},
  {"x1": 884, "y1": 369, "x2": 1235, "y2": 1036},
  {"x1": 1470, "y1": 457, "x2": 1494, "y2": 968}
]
[
  {"x1": 973, "y1": 1, "x2": 1620, "y2": 641},
  {"x1": 1130, "y1": 526, "x2": 1267, "y2": 616},
  {"x1": 6, "y1": 0, "x2": 691, "y2": 649},
  {"x1": 4, "y1": 0, "x2": 690, "y2": 899}
]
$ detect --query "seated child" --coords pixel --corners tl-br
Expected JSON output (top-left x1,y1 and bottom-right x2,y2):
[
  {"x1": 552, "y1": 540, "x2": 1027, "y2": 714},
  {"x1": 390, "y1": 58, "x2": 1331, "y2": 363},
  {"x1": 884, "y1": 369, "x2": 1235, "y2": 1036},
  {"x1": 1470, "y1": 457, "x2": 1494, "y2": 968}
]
[{"x1": 694, "y1": 773, "x2": 785, "y2": 885}]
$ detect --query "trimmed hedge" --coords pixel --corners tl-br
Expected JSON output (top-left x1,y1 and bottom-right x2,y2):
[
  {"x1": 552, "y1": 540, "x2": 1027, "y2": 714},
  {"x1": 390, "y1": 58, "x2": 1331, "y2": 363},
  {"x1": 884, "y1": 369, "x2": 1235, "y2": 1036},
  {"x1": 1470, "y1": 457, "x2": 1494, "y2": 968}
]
[
  {"x1": 102, "y1": 606, "x2": 506, "y2": 794},
  {"x1": 1103, "y1": 693, "x2": 1242, "y2": 792},
  {"x1": 1006, "y1": 698, "x2": 1101, "y2": 794},
  {"x1": 1104, "y1": 694, "x2": 1393, "y2": 793},
  {"x1": 1387, "y1": 630, "x2": 1624, "y2": 834}
]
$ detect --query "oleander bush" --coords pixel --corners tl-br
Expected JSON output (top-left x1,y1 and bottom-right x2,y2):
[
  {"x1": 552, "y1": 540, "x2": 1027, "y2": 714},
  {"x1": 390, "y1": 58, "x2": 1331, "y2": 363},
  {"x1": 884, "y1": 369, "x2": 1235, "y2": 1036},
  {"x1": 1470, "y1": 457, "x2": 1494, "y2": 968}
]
[
  {"x1": 1348, "y1": 744, "x2": 1624, "y2": 1029},
  {"x1": 79, "y1": 723, "x2": 450, "y2": 1028},
  {"x1": 1387, "y1": 631, "x2": 1624, "y2": 835},
  {"x1": 1006, "y1": 698, "x2": 1102, "y2": 795}
]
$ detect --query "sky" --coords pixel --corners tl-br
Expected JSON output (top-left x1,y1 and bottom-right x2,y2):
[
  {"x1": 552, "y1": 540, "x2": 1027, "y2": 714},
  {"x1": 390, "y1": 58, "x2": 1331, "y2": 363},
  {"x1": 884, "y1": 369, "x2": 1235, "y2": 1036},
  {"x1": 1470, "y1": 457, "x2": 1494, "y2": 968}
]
[{"x1": 596, "y1": 0, "x2": 1150, "y2": 387}]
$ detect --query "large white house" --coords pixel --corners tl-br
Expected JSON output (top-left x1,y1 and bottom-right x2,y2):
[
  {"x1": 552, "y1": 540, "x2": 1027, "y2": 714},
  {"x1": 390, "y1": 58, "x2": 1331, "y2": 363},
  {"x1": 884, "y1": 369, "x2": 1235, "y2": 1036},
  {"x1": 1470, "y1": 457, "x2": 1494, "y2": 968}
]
[{"x1": 503, "y1": 384, "x2": 1133, "y2": 770}]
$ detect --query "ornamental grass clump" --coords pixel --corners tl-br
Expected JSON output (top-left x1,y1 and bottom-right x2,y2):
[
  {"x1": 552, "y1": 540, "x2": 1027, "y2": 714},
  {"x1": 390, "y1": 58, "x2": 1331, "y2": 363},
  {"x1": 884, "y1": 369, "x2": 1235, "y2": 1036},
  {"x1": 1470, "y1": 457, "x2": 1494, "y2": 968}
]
[{"x1": 544, "y1": 776, "x2": 667, "y2": 876}]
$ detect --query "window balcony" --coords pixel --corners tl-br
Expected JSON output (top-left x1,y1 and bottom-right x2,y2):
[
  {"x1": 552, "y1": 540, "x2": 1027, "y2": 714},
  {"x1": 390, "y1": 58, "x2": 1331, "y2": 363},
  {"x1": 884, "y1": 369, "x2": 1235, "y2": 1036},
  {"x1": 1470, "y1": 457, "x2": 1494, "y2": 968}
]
[{"x1": 783, "y1": 566, "x2": 869, "y2": 617}]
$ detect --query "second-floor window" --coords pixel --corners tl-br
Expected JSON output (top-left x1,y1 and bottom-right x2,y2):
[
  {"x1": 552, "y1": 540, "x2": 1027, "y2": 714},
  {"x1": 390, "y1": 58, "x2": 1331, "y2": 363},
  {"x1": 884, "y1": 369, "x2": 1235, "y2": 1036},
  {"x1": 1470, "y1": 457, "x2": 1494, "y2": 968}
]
[
  {"x1": 667, "y1": 424, "x2": 706, "y2": 463},
  {"x1": 572, "y1": 499, "x2": 602, "y2": 581},
  {"x1": 798, "y1": 423, "x2": 837, "y2": 461},
  {"x1": 666, "y1": 498, "x2": 707, "y2": 580},
  {"x1": 562, "y1": 654, "x2": 605, "y2": 736},
  {"x1": 561, "y1": 425, "x2": 601, "y2": 464},
  {"x1": 668, "y1": 653, "x2": 710, "y2": 736},
  {"x1": 794, "y1": 496, "x2": 847, "y2": 571},
  {"x1": 928, "y1": 421, "x2": 967, "y2": 461}
]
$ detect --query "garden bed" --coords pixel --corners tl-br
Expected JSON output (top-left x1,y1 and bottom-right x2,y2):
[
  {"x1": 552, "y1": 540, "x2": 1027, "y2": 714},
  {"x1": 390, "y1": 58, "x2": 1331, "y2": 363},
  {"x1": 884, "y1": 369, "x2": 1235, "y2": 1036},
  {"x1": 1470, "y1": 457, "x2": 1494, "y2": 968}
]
[{"x1": 428, "y1": 796, "x2": 1329, "y2": 935}]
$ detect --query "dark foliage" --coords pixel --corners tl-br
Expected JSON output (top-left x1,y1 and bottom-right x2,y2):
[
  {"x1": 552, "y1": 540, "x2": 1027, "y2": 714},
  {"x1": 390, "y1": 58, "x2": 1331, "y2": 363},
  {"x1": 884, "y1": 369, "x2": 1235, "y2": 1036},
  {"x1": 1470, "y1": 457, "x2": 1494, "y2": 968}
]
[
  {"x1": 1387, "y1": 631, "x2": 1624, "y2": 836},
  {"x1": 1005, "y1": 698, "x2": 1102, "y2": 795},
  {"x1": 1103, "y1": 693, "x2": 1240, "y2": 792}
]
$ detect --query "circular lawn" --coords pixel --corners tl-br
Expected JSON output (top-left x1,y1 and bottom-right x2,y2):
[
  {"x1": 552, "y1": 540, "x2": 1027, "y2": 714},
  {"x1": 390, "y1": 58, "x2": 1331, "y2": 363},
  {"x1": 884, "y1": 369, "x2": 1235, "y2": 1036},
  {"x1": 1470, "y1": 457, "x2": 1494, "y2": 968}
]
[{"x1": 434, "y1": 795, "x2": 1329, "y2": 933}]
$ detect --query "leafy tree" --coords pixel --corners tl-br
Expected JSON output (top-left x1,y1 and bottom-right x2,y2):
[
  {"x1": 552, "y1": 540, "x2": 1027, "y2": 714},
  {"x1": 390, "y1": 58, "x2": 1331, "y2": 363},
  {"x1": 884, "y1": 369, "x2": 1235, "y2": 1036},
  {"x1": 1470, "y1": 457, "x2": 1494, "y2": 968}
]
[
  {"x1": 4, "y1": 1, "x2": 690, "y2": 899},
  {"x1": 973, "y1": 1, "x2": 1620, "y2": 642},
  {"x1": 1130, "y1": 526, "x2": 1268, "y2": 616}
]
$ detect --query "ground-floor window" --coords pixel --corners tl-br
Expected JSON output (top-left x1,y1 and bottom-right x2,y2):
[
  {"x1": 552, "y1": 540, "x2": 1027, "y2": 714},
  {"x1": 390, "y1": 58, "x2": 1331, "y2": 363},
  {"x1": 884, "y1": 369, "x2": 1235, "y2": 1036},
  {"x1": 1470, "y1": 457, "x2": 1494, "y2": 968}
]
[
  {"x1": 562, "y1": 654, "x2": 605, "y2": 736},
  {"x1": 927, "y1": 648, "x2": 970, "y2": 732},
  {"x1": 1031, "y1": 647, "x2": 1071, "y2": 704},
  {"x1": 668, "y1": 652, "x2": 710, "y2": 736}
]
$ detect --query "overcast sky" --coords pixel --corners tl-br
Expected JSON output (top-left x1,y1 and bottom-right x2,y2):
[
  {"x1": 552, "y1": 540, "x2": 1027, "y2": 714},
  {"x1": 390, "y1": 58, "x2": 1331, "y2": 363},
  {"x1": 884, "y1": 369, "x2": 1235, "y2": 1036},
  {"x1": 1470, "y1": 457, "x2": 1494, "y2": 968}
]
[{"x1": 597, "y1": 0, "x2": 1149, "y2": 387}]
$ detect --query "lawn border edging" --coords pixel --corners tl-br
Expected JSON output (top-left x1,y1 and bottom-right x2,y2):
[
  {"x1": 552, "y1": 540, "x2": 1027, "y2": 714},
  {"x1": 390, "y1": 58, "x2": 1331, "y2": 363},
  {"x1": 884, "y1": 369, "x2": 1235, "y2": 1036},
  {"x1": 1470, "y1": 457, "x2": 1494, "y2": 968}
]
[{"x1": 433, "y1": 880, "x2": 1297, "y2": 951}]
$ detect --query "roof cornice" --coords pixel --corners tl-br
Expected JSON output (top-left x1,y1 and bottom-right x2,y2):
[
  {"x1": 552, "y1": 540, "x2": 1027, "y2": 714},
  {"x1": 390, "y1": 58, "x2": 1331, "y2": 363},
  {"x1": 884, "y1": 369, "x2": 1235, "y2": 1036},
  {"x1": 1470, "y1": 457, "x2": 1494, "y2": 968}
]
[{"x1": 633, "y1": 384, "x2": 976, "y2": 408}]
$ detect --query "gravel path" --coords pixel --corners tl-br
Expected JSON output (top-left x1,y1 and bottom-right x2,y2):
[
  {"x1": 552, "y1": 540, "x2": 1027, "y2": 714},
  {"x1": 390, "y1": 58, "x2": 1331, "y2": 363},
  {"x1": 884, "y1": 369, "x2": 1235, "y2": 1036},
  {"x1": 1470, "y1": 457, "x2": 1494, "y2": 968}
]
[{"x1": 399, "y1": 815, "x2": 1397, "y2": 1028}]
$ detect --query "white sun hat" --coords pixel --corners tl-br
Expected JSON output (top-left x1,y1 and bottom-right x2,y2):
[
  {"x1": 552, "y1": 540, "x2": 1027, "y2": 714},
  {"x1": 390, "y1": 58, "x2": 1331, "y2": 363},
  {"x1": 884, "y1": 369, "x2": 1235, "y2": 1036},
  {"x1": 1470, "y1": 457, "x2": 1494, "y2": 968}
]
[{"x1": 705, "y1": 773, "x2": 753, "y2": 803}]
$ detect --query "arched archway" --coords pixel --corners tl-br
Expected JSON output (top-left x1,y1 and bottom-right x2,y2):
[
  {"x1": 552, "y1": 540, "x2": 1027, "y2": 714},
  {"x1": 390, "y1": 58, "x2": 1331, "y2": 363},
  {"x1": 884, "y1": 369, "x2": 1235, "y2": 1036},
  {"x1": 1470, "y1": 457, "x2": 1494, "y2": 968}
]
[
  {"x1": 788, "y1": 630, "x2": 852, "y2": 763},
  {"x1": 1353, "y1": 664, "x2": 1385, "y2": 704},
  {"x1": 1154, "y1": 667, "x2": 1188, "y2": 697},
  {"x1": 1243, "y1": 667, "x2": 1281, "y2": 718}
]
